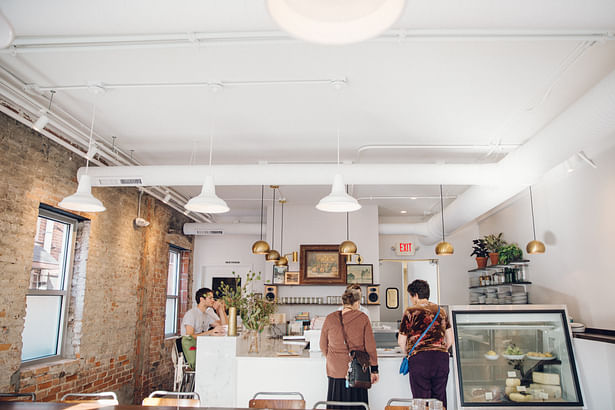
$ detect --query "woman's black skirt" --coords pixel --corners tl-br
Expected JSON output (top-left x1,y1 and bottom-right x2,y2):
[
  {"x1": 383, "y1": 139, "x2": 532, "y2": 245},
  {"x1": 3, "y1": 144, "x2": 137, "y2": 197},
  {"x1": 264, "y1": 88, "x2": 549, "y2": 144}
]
[{"x1": 326, "y1": 377, "x2": 368, "y2": 409}]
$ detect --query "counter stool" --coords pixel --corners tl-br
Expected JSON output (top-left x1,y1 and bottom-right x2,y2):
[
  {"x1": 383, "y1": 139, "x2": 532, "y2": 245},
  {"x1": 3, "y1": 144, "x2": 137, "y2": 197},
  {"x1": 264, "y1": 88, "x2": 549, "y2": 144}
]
[
  {"x1": 0, "y1": 393, "x2": 36, "y2": 402},
  {"x1": 249, "y1": 391, "x2": 306, "y2": 409},
  {"x1": 312, "y1": 401, "x2": 369, "y2": 409},
  {"x1": 385, "y1": 398, "x2": 414, "y2": 409},
  {"x1": 173, "y1": 337, "x2": 196, "y2": 392},
  {"x1": 142, "y1": 391, "x2": 200, "y2": 407}
]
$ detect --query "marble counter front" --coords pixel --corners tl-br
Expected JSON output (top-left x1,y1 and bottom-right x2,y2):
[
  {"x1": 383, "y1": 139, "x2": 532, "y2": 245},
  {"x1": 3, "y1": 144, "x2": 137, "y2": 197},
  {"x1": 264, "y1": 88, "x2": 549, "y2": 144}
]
[{"x1": 195, "y1": 335, "x2": 457, "y2": 409}]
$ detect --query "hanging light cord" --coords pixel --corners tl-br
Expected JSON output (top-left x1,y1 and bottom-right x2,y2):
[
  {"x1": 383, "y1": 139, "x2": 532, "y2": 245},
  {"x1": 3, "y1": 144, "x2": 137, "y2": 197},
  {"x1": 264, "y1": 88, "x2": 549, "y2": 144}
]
[
  {"x1": 271, "y1": 187, "x2": 276, "y2": 249},
  {"x1": 280, "y1": 200, "x2": 284, "y2": 254},
  {"x1": 47, "y1": 90, "x2": 55, "y2": 110},
  {"x1": 440, "y1": 184, "x2": 446, "y2": 242},
  {"x1": 529, "y1": 186, "x2": 537, "y2": 241},
  {"x1": 85, "y1": 101, "x2": 96, "y2": 173},
  {"x1": 259, "y1": 185, "x2": 264, "y2": 240}
]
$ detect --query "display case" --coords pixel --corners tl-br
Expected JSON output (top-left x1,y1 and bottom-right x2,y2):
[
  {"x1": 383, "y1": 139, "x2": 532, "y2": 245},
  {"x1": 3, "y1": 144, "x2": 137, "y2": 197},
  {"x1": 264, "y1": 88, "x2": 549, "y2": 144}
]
[{"x1": 450, "y1": 305, "x2": 583, "y2": 409}]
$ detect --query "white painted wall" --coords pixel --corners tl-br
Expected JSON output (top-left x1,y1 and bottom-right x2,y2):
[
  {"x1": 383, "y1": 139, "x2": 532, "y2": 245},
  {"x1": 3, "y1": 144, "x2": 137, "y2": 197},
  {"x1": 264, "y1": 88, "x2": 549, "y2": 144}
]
[
  {"x1": 573, "y1": 338, "x2": 615, "y2": 409},
  {"x1": 478, "y1": 144, "x2": 615, "y2": 329}
]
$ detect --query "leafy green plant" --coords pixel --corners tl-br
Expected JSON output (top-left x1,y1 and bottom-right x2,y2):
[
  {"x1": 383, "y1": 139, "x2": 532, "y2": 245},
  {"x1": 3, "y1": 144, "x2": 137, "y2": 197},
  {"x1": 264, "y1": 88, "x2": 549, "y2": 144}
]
[
  {"x1": 218, "y1": 271, "x2": 276, "y2": 333},
  {"x1": 471, "y1": 239, "x2": 489, "y2": 258},
  {"x1": 498, "y1": 243, "x2": 523, "y2": 265},
  {"x1": 483, "y1": 233, "x2": 507, "y2": 253}
]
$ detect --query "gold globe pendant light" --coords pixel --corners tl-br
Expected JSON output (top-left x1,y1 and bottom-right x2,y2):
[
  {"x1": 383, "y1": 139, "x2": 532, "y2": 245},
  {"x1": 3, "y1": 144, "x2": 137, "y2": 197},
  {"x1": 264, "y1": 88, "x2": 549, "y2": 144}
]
[
  {"x1": 252, "y1": 185, "x2": 271, "y2": 254},
  {"x1": 526, "y1": 186, "x2": 546, "y2": 254},
  {"x1": 266, "y1": 186, "x2": 281, "y2": 262},
  {"x1": 340, "y1": 209, "x2": 358, "y2": 261},
  {"x1": 435, "y1": 185, "x2": 454, "y2": 255},
  {"x1": 276, "y1": 199, "x2": 289, "y2": 267}
]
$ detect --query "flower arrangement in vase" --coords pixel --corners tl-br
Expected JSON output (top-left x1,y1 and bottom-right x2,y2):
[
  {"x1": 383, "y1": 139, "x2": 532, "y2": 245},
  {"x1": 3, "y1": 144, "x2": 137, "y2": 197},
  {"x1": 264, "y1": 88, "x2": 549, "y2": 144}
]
[
  {"x1": 471, "y1": 239, "x2": 489, "y2": 268},
  {"x1": 483, "y1": 233, "x2": 507, "y2": 265}
]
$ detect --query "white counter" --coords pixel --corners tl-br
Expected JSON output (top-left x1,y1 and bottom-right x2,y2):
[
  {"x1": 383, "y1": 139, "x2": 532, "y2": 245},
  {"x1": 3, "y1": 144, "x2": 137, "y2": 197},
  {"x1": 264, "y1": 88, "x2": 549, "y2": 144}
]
[{"x1": 195, "y1": 335, "x2": 457, "y2": 409}]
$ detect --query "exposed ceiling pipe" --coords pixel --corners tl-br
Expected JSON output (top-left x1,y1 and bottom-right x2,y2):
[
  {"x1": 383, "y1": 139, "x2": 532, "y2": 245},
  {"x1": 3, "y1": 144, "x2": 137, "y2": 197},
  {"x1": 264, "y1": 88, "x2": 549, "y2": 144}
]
[
  {"x1": 382, "y1": 67, "x2": 615, "y2": 244},
  {"x1": 78, "y1": 163, "x2": 498, "y2": 186}
]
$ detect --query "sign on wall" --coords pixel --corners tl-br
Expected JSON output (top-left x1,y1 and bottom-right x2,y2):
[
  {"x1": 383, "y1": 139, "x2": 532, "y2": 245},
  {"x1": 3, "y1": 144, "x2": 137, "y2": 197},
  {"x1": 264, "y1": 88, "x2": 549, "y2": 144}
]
[{"x1": 394, "y1": 242, "x2": 416, "y2": 256}]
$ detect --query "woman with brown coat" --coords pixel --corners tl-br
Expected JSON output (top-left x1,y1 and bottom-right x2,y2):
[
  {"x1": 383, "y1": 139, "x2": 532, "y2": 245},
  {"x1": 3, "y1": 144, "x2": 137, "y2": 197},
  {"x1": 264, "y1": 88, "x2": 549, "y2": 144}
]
[{"x1": 320, "y1": 287, "x2": 379, "y2": 409}]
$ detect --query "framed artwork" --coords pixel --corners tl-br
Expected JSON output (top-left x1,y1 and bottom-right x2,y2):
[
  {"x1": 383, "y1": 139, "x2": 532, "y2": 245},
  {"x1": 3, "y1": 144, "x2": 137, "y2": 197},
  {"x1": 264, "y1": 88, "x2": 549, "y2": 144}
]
[
  {"x1": 285, "y1": 271, "x2": 300, "y2": 285},
  {"x1": 299, "y1": 244, "x2": 346, "y2": 284},
  {"x1": 346, "y1": 264, "x2": 373, "y2": 284},
  {"x1": 273, "y1": 265, "x2": 287, "y2": 284},
  {"x1": 386, "y1": 287, "x2": 399, "y2": 309}
]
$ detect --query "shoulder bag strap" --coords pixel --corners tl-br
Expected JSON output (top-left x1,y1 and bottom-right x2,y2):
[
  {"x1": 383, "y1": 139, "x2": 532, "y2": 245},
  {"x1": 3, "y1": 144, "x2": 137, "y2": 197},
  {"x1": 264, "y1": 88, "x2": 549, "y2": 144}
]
[
  {"x1": 338, "y1": 310, "x2": 351, "y2": 355},
  {"x1": 407, "y1": 305, "x2": 440, "y2": 358}
]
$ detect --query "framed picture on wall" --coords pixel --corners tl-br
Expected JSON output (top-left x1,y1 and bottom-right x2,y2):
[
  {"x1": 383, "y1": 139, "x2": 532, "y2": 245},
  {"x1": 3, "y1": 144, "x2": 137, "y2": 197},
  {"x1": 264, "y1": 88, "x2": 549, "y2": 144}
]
[
  {"x1": 273, "y1": 265, "x2": 287, "y2": 284},
  {"x1": 285, "y1": 271, "x2": 300, "y2": 285},
  {"x1": 346, "y1": 264, "x2": 373, "y2": 284},
  {"x1": 299, "y1": 244, "x2": 347, "y2": 284}
]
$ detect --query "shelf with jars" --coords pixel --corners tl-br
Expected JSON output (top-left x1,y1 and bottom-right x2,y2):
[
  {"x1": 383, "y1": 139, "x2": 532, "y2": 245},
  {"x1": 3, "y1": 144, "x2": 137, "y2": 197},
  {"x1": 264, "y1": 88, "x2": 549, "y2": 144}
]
[{"x1": 468, "y1": 261, "x2": 531, "y2": 305}]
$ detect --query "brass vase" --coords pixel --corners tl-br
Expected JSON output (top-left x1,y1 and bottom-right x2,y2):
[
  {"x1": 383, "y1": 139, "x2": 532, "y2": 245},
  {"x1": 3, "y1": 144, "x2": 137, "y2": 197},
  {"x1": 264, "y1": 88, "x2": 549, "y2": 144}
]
[{"x1": 228, "y1": 306, "x2": 237, "y2": 336}]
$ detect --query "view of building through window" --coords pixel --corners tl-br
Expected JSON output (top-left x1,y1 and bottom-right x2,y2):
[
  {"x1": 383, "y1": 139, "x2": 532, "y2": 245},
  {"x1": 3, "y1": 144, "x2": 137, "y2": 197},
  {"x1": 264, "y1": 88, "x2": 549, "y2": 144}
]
[{"x1": 22, "y1": 209, "x2": 76, "y2": 362}]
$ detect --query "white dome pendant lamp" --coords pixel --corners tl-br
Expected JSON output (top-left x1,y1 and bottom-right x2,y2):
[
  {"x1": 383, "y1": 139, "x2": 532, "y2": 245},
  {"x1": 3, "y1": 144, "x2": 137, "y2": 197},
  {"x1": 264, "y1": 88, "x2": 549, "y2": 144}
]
[
  {"x1": 267, "y1": 0, "x2": 406, "y2": 45},
  {"x1": 185, "y1": 86, "x2": 229, "y2": 214},
  {"x1": 59, "y1": 101, "x2": 105, "y2": 212},
  {"x1": 316, "y1": 82, "x2": 361, "y2": 213}
]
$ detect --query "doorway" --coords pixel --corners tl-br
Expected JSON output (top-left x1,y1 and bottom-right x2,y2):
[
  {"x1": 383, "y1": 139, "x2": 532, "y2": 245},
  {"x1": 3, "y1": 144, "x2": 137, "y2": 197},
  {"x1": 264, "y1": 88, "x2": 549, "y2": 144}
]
[{"x1": 378, "y1": 259, "x2": 440, "y2": 323}]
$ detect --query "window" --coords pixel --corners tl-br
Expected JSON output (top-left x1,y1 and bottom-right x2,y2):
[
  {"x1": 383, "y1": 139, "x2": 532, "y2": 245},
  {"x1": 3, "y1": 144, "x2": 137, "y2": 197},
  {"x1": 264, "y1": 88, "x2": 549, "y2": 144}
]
[
  {"x1": 22, "y1": 208, "x2": 77, "y2": 362},
  {"x1": 165, "y1": 247, "x2": 181, "y2": 336}
]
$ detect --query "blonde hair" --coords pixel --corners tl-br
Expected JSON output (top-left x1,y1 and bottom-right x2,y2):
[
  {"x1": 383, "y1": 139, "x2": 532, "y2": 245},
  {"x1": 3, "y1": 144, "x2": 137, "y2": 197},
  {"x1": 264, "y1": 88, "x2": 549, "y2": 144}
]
[{"x1": 342, "y1": 287, "x2": 361, "y2": 305}]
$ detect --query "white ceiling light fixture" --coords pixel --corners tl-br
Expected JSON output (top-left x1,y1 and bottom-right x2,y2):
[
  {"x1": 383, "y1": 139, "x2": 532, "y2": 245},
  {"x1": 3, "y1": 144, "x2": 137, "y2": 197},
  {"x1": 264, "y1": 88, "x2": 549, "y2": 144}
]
[
  {"x1": 185, "y1": 85, "x2": 229, "y2": 214},
  {"x1": 316, "y1": 81, "x2": 361, "y2": 213},
  {"x1": 267, "y1": 0, "x2": 406, "y2": 45},
  {"x1": 33, "y1": 90, "x2": 55, "y2": 131},
  {"x1": 59, "y1": 100, "x2": 106, "y2": 212}
]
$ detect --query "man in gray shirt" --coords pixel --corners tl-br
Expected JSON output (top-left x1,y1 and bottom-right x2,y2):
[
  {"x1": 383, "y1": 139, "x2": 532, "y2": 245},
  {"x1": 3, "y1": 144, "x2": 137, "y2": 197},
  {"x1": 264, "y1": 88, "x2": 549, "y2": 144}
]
[{"x1": 181, "y1": 287, "x2": 228, "y2": 336}]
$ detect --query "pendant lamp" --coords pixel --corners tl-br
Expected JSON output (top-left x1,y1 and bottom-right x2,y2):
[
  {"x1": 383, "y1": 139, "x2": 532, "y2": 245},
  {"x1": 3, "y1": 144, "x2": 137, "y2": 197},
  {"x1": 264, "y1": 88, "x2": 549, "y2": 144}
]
[
  {"x1": 33, "y1": 90, "x2": 55, "y2": 132},
  {"x1": 185, "y1": 89, "x2": 229, "y2": 214},
  {"x1": 340, "y1": 211, "x2": 358, "y2": 257},
  {"x1": 59, "y1": 101, "x2": 105, "y2": 212},
  {"x1": 317, "y1": 82, "x2": 361, "y2": 213},
  {"x1": 252, "y1": 185, "x2": 271, "y2": 254},
  {"x1": 266, "y1": 186, "x2": 280, "y2": 262},
  {"x1": 266, "y1": 0, "x2": 406, "y2": 45},
  {"x1": 276, "y1": 199, "x2": 289, "y2": 267},
  {"x1": 434, "y1": 185, "x2": 454, "y2": 255},
  {"x1": 526, "y1": 186, "x2": 546, "y2": 254}
]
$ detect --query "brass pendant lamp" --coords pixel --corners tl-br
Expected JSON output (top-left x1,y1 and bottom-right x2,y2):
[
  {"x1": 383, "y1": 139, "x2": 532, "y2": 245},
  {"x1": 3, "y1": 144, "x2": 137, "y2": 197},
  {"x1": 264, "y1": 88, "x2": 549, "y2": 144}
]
[
  {"x1": 265, "y1": 186, "x2": 280, "y2": 262},
  {"x1": 340, "y1": 209, "x2": 358, "y2": 260},
  {"x1": 435, "y1": 185, "x2": 454, "y2": 255},
  {"x1": 526, "y1": 186, "x2": 546, "y2": 254},
  {"x1": 252, "y1": 185, "x2": 271, "y2": 254},
  {"x1": 275, "y1": 197, "x2": 298, "y2": 267}
]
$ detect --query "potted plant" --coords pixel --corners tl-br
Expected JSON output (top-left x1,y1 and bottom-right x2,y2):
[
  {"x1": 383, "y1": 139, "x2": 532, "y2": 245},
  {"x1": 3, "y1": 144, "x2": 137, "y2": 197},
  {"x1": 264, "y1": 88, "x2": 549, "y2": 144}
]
[
  {"x1": 483, "y1": 233, "x2": 507, "y2": 266},
  {"x1": 498, "y1": 243, "x2": 524, "y2": 265},
  {"x1": 471, "y1": 239, "x2": 489, "y2": 268},
  {"x1": 219, "y1": 271, "x2": 277, "y2": 353}
]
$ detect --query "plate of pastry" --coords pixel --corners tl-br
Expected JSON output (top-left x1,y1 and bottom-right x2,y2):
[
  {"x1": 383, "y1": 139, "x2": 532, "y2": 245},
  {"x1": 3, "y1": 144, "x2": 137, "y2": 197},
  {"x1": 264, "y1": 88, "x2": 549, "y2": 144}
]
[
  {"x1": 484, "y1": 350, "x2": 500, "y2": 360},
  {"x1": 526, "y1": 352, "x2": 556, "y2": 360}
]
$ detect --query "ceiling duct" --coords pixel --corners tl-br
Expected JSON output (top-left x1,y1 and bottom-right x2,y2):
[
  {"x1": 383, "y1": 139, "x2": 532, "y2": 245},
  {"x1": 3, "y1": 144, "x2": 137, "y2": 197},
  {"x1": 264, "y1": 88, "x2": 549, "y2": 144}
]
[{"x1": 183, "y1": 223, "x2": 260, "y2": 236}]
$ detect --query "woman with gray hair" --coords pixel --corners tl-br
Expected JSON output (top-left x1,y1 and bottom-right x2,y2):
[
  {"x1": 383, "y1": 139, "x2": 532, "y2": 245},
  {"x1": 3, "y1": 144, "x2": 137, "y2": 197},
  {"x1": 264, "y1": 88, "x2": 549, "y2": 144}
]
[{"x1": 319, "y1": 287, "x2": 379, "y2": 409}]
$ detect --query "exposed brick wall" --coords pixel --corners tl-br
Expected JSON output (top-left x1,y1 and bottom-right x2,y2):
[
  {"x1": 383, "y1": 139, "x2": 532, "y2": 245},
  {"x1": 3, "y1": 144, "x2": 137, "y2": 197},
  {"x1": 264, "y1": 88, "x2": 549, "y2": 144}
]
[{"x1": 0, "y1": 113, "x2": 194, "y2": 403}]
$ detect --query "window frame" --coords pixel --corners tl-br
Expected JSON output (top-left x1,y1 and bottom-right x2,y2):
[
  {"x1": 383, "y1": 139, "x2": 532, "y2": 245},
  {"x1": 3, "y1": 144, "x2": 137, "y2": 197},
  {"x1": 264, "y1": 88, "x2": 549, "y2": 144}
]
[
  {"x1": 22, "y1": 208, "x2": 77, "y2": 364},
  {"x1": 165, "y1": 246, "x2": 182, "y2": 337}
]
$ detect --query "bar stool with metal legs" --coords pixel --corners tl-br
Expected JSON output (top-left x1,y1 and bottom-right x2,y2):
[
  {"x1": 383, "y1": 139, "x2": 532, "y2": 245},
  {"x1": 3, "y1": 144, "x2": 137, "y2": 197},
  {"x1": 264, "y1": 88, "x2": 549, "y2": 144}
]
[
  {"x1": 0, "y1": 393, "x2": 36, "y2": 402},
  {"x1": 249, "y1": 391, "x2": 306, "y2": 408},
  {"x1": 173, "y1": 337, "x2": 195, "y2": 392},
  {"x1": 312, "y1": 401, "x2": 369, "y2": 409}
]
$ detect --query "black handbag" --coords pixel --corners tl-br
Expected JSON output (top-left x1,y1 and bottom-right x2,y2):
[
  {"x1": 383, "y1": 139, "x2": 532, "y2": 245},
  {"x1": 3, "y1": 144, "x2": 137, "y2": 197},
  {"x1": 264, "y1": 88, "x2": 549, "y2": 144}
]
[{"x1": 338, "y1": 311, "x2": 372, "y2": 389}]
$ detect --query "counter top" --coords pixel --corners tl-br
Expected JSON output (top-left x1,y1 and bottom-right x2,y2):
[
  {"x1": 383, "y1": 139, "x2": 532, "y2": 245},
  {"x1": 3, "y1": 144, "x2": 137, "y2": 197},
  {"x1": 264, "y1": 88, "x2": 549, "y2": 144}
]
[{"x1": 572, "y1": 328, "x2": 615, "y2": 344}]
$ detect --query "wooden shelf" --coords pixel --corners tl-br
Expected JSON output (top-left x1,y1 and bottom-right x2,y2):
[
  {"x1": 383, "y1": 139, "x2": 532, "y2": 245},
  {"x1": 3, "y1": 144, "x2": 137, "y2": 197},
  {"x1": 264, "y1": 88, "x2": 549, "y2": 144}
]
[
  {"x1": 469, "y1": 281, "x2": 532, "y2": 289},
  {"x1": 270, "y1": 283, "x2": 380, "y2": 287},
  {"x1": 467, "y1": 260, "x2": 530, "y2": 272},
  {"x1": 277, "y1": 303, "x2": 380, "y2": 306}
]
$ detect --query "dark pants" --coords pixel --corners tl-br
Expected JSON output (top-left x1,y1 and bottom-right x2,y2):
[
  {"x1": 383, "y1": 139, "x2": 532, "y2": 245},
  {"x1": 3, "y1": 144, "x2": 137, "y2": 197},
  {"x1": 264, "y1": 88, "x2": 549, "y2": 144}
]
[
  {"x1": 326, "y1": 377, "x2": 368, "y2": 410},
  {"x1": 408, "y1": 350, "x2": 449, "y2": 409}
]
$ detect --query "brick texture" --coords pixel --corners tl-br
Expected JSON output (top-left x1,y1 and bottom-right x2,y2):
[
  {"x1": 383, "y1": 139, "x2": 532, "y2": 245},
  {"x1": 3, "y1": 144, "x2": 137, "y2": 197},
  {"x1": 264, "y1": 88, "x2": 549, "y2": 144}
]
[{"x1": 0, "y1": 113, "x2": 194, "y2": 403}]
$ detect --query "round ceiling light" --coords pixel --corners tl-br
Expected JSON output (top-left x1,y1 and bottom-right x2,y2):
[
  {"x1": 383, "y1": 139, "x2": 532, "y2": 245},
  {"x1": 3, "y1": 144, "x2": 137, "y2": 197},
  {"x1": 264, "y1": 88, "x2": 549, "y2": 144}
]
[{"x1": 267, "y1": 0, "x2": 406, "y2": 45}]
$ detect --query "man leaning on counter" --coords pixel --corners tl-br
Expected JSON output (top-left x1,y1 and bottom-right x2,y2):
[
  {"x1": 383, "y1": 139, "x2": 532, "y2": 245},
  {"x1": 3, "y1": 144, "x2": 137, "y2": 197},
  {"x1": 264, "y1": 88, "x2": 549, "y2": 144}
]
[{"x1": 181, "y1": 287, "x2": 228, "y2": 336}]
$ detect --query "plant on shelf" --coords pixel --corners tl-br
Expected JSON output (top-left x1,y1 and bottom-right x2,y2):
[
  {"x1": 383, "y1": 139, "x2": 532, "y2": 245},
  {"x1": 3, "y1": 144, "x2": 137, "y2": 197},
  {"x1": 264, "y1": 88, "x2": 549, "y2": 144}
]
[
  {"x1": 498, "y1": 243, "x2": 524, "y2": 265},
  {"x1": 483, "y1": 233, "x2": 507, "y2": 265},
  {"x1": 219, "y1": 271, "x2": 277, "y2": 353},
  {"x1": 471, "y1": 239, "x2": 489, "y2": 268}
]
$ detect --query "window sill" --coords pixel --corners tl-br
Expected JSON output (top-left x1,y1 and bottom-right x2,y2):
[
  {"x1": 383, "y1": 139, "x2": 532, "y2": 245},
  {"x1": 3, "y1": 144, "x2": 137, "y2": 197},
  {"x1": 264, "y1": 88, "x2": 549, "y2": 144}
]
[{"x1": 21, "y1": 357, "x2": 79, "y2": 371}]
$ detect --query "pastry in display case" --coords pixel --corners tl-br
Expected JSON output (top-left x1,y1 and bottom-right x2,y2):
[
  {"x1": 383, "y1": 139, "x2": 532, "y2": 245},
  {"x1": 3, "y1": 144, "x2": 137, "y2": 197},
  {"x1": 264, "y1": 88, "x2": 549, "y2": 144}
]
[{"x1": 449, "y1": 305, "x2": 583, "y2": 409}]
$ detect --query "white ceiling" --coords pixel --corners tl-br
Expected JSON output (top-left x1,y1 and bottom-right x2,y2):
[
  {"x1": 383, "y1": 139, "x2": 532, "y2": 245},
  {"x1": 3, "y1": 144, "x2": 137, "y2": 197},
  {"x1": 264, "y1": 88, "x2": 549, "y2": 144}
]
[{"x1": 1, "y1": 0, "x2": 614, "y2": 221}]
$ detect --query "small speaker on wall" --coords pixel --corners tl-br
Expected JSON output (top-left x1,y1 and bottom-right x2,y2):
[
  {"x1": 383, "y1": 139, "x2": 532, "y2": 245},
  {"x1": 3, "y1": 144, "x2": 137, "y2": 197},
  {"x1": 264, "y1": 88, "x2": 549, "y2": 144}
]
[
  {"x1": 264, "y1": 285, "x2": 277, "y2": 302},
  {"x1": 366, "y1": 285, "x2": 380, "y2": 305}
]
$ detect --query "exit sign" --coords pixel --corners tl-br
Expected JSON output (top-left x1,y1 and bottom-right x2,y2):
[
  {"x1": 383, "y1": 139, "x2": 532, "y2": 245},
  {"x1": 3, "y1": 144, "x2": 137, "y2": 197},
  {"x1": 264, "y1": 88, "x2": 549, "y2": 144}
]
[{"x1": 395, "y1": 242, "x2": 415, "y2": 256}]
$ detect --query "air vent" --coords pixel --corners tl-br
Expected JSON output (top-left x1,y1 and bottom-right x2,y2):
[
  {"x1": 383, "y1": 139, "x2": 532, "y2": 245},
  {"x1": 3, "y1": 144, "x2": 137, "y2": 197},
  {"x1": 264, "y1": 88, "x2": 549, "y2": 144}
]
[
  {"x1": 196, "y1": 229, "x2": 224, "y2": 236},
  {"x1": 97, "y1": 177, "x2": 143, "y2": 186}
]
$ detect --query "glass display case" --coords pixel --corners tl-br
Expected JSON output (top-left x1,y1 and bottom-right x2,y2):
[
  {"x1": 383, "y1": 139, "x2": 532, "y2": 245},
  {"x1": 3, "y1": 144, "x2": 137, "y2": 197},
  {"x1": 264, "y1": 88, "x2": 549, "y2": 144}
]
[{"x1": 450, "y1": 305, "x2": 583, "y2": 409}]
